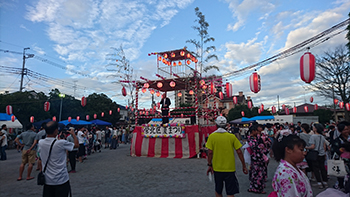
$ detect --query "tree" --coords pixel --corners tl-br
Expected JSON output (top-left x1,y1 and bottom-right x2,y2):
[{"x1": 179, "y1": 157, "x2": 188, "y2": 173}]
[
  {"x1": 313, "y1": 109, "x2": 333, "y2": 124},
  {"x1": 227, "y1": 105, "x2": 271, "y2": 121},
  {"x1": 186, "y1": 7, "x2": 219, "y2": 74},
  {"x1": 309, "y1": 45, "x2": 350, "y2": 121},
  {"x1": 346, "y1": 12, "x2": 350, "y2": 55}
]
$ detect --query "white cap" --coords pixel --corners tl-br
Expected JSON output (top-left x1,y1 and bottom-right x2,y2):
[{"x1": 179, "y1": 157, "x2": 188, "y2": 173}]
[{"x1": 215, "y1": 116, "x2": 227, "y2": 127}]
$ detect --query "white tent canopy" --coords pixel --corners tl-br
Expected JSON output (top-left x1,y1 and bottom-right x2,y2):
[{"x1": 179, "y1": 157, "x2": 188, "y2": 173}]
[{"x1": 0, "y1": 119, "x2": 22, "y2": 129}]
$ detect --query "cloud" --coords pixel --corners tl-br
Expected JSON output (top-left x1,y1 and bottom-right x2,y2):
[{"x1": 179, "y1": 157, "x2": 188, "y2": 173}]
[
  {"x1": 19, "y1": 24, "x2": 30, "y2": 31},
  {"x1": 224, "y1": 37, "x2": 264, "y2": 65}
]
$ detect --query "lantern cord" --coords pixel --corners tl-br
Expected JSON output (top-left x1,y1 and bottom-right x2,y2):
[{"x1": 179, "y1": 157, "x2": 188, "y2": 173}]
[{"x1": 222, "y1": 18, "x2": 350, "y2": 78}]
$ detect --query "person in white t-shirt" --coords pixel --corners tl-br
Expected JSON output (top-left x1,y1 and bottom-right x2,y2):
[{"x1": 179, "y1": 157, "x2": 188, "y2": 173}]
[
  {"x1": 38, "y1": 121, "x2": 78, "y2": 197},
  {"x1": 77, "y1": 126, "x2": 86, "y2": 163}
]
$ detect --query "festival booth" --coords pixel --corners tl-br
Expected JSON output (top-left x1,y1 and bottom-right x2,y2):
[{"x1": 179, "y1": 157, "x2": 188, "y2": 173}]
[
  {"x1": 59, "y1": 119, "x2": 92, "y2": 126},
  {"x1": 122, "y1": 48, "x2": 220, "y2": 158},
  {"x1": 90, "y1": 119, "x2": 112, "y2": 126},
  {"x1": 0, "y1": 113, "x2": 23, "y2": 133}
]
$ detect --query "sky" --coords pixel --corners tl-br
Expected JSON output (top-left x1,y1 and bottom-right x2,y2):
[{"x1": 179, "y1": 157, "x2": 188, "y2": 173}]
[{"x1": 0, "y1": 0, "x2": 349, "y2": 110}]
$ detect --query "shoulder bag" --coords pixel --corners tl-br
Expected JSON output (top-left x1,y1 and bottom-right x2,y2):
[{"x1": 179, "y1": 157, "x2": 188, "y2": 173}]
[
  {"x1": 306, "y1": 136, "x2": 321, "y2": 161},
  {"x1": 37, "y1": 139, "x2": 57, "y2": 185}
]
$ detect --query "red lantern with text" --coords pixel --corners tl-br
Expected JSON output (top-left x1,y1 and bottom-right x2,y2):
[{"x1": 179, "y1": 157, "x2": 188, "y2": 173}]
[
  {"x1": 86, "y1": 115, "x2": 89, "y2": 120},
  {"x1": 310, "y1": 96, "x2": 314, "y2": 103},
  {"x1": 68, "y1": 117, "x2": 71, "y2": 122},
  {"x1": 94, "y1": 114, "x2": 97, "y2": 119},
  {"x1": 186, "y1": 53, "x2": 191, "y2": 58},
  {"x1": 170, "y1": 81, "x2": 176, "y2": 88},
  {"x1": 249, "y1": 72, "x2": 261, "y2": 93},
  {"x1": 339, "y1": 102, "x2": 344, "y2": 109},
  {"x1": 157, "y1": 82, "x2": 163, "y2": 88},
  {"x1": 345, "y1": 103, "x2": 350, "y2": 111},
  {"x1": 180, "y1": 51, "x2": 185, "y2": 56},
  {"x1": 226, "y1": 83, "x2": 233, "y2": 97},
  {"x1": 101, "y1": 112, "x2": 104, "y2": 117},
  {"x1": 282, "y1": 104, "x2": 286, "y2": 110},
  {"x1": 233, "y1": 96, "x2": 238, "y2": 104},
  {"x1": 76, "y1": 116, "x2": 80, "y2": 121},
  {"x1": 248, "y1": 101, "x2": 252, "y2": 109},
  {"x1": 219, "y1": 92, "x2": 224, "y2": 100},
  {"x1": 285, "y1": 108, "x2": 290, "y2": 115},
  {"x1": 271, "y1": 106, "x2": 276, "y2": 114},
  {"x1": 293, "y1": 107, "x2": 297, "y2": 113},
  {"x1": 304, "y1": 106, "x2": 309, "y2": 113},
  {"x1": 300, "y1": 52, "x2": 316, "y2": 83},
  {"x1": 177, "y1": 92, "x2": 182, "y2": 97},
  {"x1": 122, "y1": 87, "x2": 127, "y2": 97},
  {"x1": 241, "y1": 111, "x2": 245, "y2": 117},
  {"x1": 118, "y1": 108, "x2": 120, "y2": 112},
  {"x1": 52, "y1": 116, "x2": 56, "y2": 121},
  {"x1": 11, "y1": 115, "x2": 15, "y2": 122},
  {"x1": 150, "y1": 89, "x2": 155, "y2": 95},
  {"x1": 258, "y1": 109, "x2": 261, "y2": 114},
  {"x1": 81, "y1": 96, "x2": 87, "y2": 107},
  {"x1": 260, "y1": 104, "x2": 264, "y2": 111},
  {"x1": 44, "y1": 101, "x2": 50, "y2": 112},
  {"x1": 142, "y1": 88, "x2": 147, "y2": 93},
  {"x1": 6, "y1": 105, "x2": 12, "y2": 115},
  {"x1": 30, "y1": 116, "x2": 34, "y2": 123},
  {"x1": 156, "y1": 91, "x2": 161, "y2": 97},
  {"x1": 314, "y1": 104, "x2": 318, "y2": 110},
  {"x1": 210, "y1": 81, "x2": 214, "y2": 94},
  {"x1": 334, "y1": 99, "x2": 339, "y2": 105},
  {"x1": 109, "y1": 110, "x2": 112, "y2": 115}
]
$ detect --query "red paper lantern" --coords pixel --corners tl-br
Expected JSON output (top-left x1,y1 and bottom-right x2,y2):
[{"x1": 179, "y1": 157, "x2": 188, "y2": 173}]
[
  {"x1": 86, "y1": 115, "x2": 89, "y2": 120},
  {"x1": 157, "y1": 102, "x2": 160, "y2": 109},
  {"x1": 282, "y1": 104, "x2": 286, "y2": 110},
  {"x1": 219, "y1": 92, "x2": 224, "y2": 100},
  {"x1": 168, "y1": 112, "x2": 170, "y2": 117},
  {"x1": 285, "y1": 108, "x2": 290, "y2": 115},
  {"x1": 44, "y1": 101, "x2": 50, "y2": 112},
  {"x1": 334, "y1": 99, "x2": 339, "y2": 105},
  {"x1": 181, "y1": 113, "x2": 184, "y2": 118},
  {"x1": 260, "y1": 104, "x2": 264, "y2": 111},
  {"x1": 157, "y1": 82, "x2": 163, "y2": 88},
  {"x1": 226, "y1": 83, "x2": 233, "y2": 97},
  {"x1": 109, "y1": 110, "x2": 112, "y2": 115},
  {"x1": 158, "y1": 56, "x2": 162, "y2": 61},
  {"x1": 81, "y1": 96, "x2": 87, "y2": 107},
  {"x1": 144, "y1": 83, "x2": 149, "y2": 88},
  {"x1": 339, "y1": 102, "x2": 344, "y2": 109},
  {"x1": 30, "y1": 116, "x2": 34, "y2": 123},
  {"x1": 210, "y1": 82, "x2": 214, "y2": 94},
  {"x1": 177, "y1": 92, "x2": 182, "y2": 97},
  {"x1": 271, "y1": 106, "x2": 276, "y2": 114},
  {"x1": 233, "y1": 96, "x2": 238, "y2": 104},
  {"x1": 247, "y1": 101, "x2": 252, "y2": 109},
  {"x1": 164, "y1": 53, "x2": 168, "y2": 59},
  {"x1": 199, "y1": 80, "x2": 205, "y2": 85},
  {"x1": 189, "y1": 90, "x2": 194, "y2": 95},
  {"x1": 304, "y1": 106, "x2": 309, "y2": 112},
  {"x1": 300, "y1": 52, "x2": 316, "y2": 83},
  {"x1": 241, "y1": 111, "x2": 245, "y2": 117},
  {"x1": 68, "y1": 117, "x2": 71, "y2": 122},
  {"x1": 101, "y1": 112, "x2": 104, "y2": 117},
  {"x1": 156, "y1": 91, "x2": 161, "y2": 97},
  {"x1": 11, "y1": 115, "x2": 15, "y2": 122},
  {"x1": 258, "y1": 109, "x2": 261, "y2": 114},
  {"x1": 118, "y1": 108, "x2": 120, "y2": 112},
  {"x1": 345, "y1": 103, "x2": 350, "y2": 111},
  {"x1": 142, "y1": 88, "x2": 147, "y2": 93},
  {"x1": 310, "y1": 96, "x2": 314, "y2": 103},
  {"x1": 94, "y1": 114, "x2": 97, "y2": 119},
  {"x1": 122, "y1": 87, "x2": 127, "y2": 97},
  {"x1": 173, "y1": 62, "x2": 176, "y2": 66},
  {"x1": 202, "y1": 85, "x2": 207, "y2": 90},
  {"x1": 186, "y1": 53, "x2": 191, "y2": 58},
  {"x1": 76, "y1": 116, "x2": 80, "y2": 121},
  {"x1": 178, "y1": 61, "x2": 182, "y2": 66},
  {"x1": 126, "y1": 105, "x2": 128, "y2": 109},
  {"x1": 180, "y1": 51, "x2": 185, "y2": 56},
  {"x1": 171, "y1": 52, "x2": 175, "y2": 57},
  {"x1": 150, "y1": 89, "x2": 155, "y2": 94},
  {"x1": 146, "y1": 111, "x2": 149, "y2": 116},
  {"x1": 170, "y1": 81, "x2": 176, "y2": 88},
  {"x1": 186, "y1": 60, "x2": 191, "y2": 65},
  {"x1": 6, "y1": 105, "x2": 12, "y2": 115},
  {"x1": 314, "y1": 104, "x2": 318, "y2": 110},
  {"x1": 293, "y1": 107, "x2": 297, "y2": 113},
  {"x1": 52, "y1": 116, "x2": 56, "y2": 121},
  {"x1": 249, "y1": 72, "x2": 261, "y2": 93}
]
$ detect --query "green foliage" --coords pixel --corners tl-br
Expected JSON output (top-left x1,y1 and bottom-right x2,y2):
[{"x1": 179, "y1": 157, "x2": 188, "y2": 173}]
[
  {"x1": 227, "y1": 104, "x2": 272, "y2": 121},
  {"x1": 313, "y1": 109, "x2": 333, "y2": 124}
]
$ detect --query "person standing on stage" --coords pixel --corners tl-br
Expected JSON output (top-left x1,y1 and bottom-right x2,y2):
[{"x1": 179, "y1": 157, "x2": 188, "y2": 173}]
[{"x1": 160, "y1": 92, "x2": 171, "y2": 124}]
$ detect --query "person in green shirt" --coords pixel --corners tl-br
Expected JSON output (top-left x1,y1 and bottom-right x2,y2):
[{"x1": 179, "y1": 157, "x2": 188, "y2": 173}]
[{"x1": 206, "y1": 116, "x2": 248, "y2": 197}]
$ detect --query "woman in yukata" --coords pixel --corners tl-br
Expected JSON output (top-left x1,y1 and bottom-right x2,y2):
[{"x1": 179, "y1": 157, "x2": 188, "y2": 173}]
[{"x1": 271, "y1": 130, "x2": 313, "y2": 197}]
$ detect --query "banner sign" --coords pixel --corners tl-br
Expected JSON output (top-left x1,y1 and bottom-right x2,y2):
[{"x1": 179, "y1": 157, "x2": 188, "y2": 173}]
[{"x1": 141, "y1": 123, "x2": 185, "y2": 138}]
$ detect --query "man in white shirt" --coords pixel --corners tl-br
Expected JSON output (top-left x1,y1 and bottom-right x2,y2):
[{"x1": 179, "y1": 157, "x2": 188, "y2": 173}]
[
  {"x1": 38, "y1": 121, "x2": 78, "y2": 196},
  {"x1": 77, "y1": 126, "x2": 86, "y2": 163}
]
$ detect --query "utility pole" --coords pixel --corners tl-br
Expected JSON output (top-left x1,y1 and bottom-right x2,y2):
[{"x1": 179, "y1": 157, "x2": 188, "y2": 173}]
[
  {"x1": 19, "y1": 47, "x2": 34, "y2": 92},
  {"x1": 277, "y1": 95, "x2": 280, "y2": 112}
]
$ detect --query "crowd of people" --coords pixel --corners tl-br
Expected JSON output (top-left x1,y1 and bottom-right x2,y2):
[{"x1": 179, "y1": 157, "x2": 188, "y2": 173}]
[{"x1": 205, "y1": 118, "x2": 350, "y2": 197}]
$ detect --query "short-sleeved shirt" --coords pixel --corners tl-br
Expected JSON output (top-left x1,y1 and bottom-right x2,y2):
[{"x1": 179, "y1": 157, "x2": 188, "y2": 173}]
[
  {"x1": 309, "y1": 134, "x2": 326, "y2": 156},
  {"x1": 1, "y1": 133, "x2": 7, "y2": 147},
  {"x1": 67, "y1": 135, "x2": 78, "y2": 151},
  {"x1": 299, "y1": 133, "x2": 311, "y2": 147},
  {"x1": 206, "y1": 128, "x2": 242, "y2": 172},
  {"x1": 96, "y1": 130, "x2": 101, "y2": 140},
  {"x1": 35, "y1": 129, "x2": 46, "y2": 141},
  {"x1": 17, "y1": 130, "x2": 37, "y2": 150},
  {"x1": 77, "y1": 131, "x2": 84, "y2": 144},
  {"x1": 38, "y1": 137, "x2": 74, "y2": 185}
]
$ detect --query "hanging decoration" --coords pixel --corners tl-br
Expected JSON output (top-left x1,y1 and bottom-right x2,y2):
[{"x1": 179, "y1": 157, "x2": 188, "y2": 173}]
[
  {"x1": 293, "y1": 107, "x2": 297, "y2": 113},
  {"x1": 76, "y1": 116, "x2": 80, "y2": 121},
  {"x1": 285, "y1": 108, "x2": 290, "y2": 115},
  {"x1": 310, "y1": 97, "x2": 314, "y2": 103},
  {"x1": 233, "y1": 96, "x2": 238, "y2": 104},
  {"x1": 117, "y1": 108, "x2": 120, "y2": 112},
  {"x1": 241, "y1": 111, "x2": 245, "y2": 117},
  {"x1": 170, "y1": 81, "x2": 176, "y2": 88},
  {"x1": 122, "y1": 87, "x2": 127, "y2": 97},
  {"x1": 156, "y1": 91, "x2": 161, "y2": 97},
  {"x1": 202, "y1": 85, "x2": 207, "y2": 90},
  {"x1": 142, "y1": 88, "x2": 147, "y2": 93},
  {"x1": 144, "y1": 83, "x2": 149, "y2": 88},
  {"x1": 181, "y1": 113, "x2": 184, "y2": 118},
  {"x1": 177, "y1": 92, "x2": 182, "y2": 97},
  {"x1": 219, "y1": 92, "x2": 224, "y2": 100},
  {"x1": 186, "y1": 53, "x2": 191, "y2": 58},
  {"x1": 189, "y1": 90, "x2": 194, "y2": 95},
  {"x1": 260, "y1": 104, "x2": 264, "y2": 111},
  {"x1": 314, "y1": 104, "x2": 318, "y2": 110},
  {"x1": 210, "y1": 81, "x2": 214, "y2": 94},
  {"x1": 68, "y1": 117, "x2": 71, "y2": 122},
  {"x1": 199, "y1": 80, "x2": 205, "y2": 86},
  {"x1": 6, "y1": 105, "x2": 12, "y2": 115},
  {"x1": 300, "y1": 52, "x2": 316, "y2": 83},
  {"x1": 304, "y1": 106, "x2": 309, "y2": 113},
  {"x1": 171, "y1": 52, "x2": 175, "y2": 57},
  {"x1": 249, "y1": 72, "x2": 261, "y2": 93},
  {"x1": 247, "y1": 101, "x2": 253, "y2": 109},
  {"x1": 178, "y1": 61, "x2": 182, "y2": 66},
  {"x1": 101, "y1": 112, "x2": 105, "y2": 117},
  {"x1": 186, "y1": 60, "x2": 191, "y2": 65},
  {"x1": 109, "y1": 110, "x2": 112, "y2": 115},
  {"x1": 150, "y1": 89, "x2": 155, "y2": 94},
  {"x1": 334, "y1": 99, "x2": 339, "y2": 105},
  {"x1": 163, "y1": 53, "x2": 168, "y2": 59},
  {"x1": 86, "y1": 115, "x2": 90, "y2": 120},
  {"x1": 81, "y1": 96, "x2": 87, "y2": 107},
  {"x1": 157, "y1": 102, "x2": 160, "y2": 109},
  {"x1": 52, "y1": 116, "x2": 56, "y2": 121},
  {"x1": 94, "y1": 114, "x2": 97, "y2": 119},
  {"x1": 157, "y1": 82, "x2": 163, "y2": 88},
  {"x1": 158, "y1": 56, "x2": 162, "y2": 61},
  {"x1": 180, "y1": 51, "x2": 185, "y2": 56},
  {"x1": 271, "y1": 106, "x2": 276, "y2": 114},
  {"x1": 226, "y1": 82, "x2": 233, "y2": 97},
  {"x1": 44, "y1": 101, "x2": 50, "y2": 112},
  {"x1": 258, "y1": 109, "x2": 261, "y2": 114},
  {"x1": 126, "y1": 105, "x2": 128, "y2": 109},
  {"x1": 30, "y1": 116, "x2": 34, "y2": 123},
  {"x1": 11, "y1": 115, "x2": 15, "y2": 122},
  {"x1": 282, "y1": 104, "x2": 286, "y2": 110},
  {"x1": 339, "y1": 102, "x2": 344, "y2": 109},
  {"x1": 345, "y1": 103, "x2": 350, "y2": 111}
]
